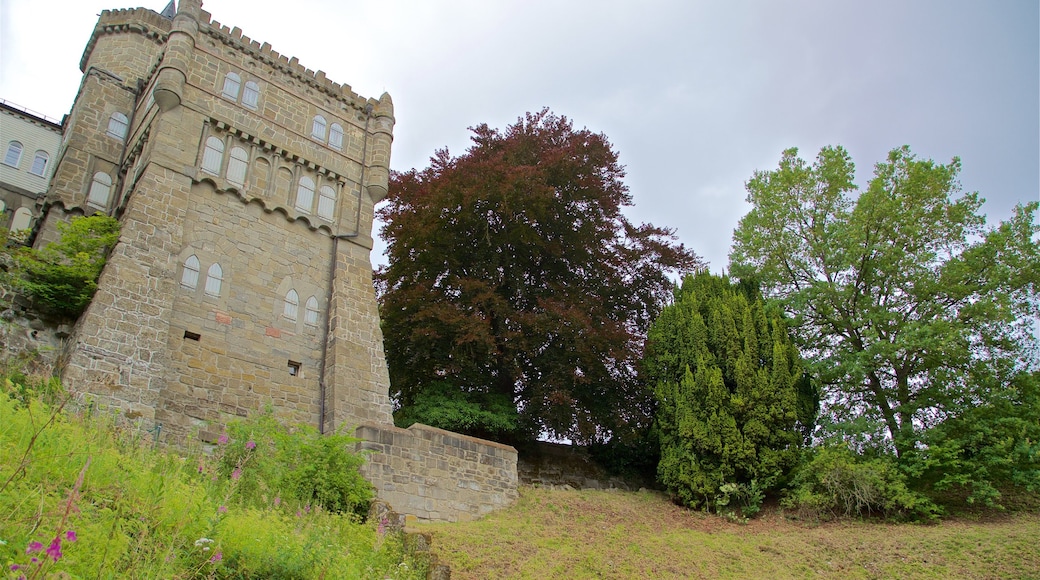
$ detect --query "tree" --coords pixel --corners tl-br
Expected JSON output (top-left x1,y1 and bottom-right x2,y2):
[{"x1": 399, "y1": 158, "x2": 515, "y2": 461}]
[
  {"x1": 729, "y1": 145, "x2": 1039, "y2": 457},
  {"x1": 644, "y1": 272, "x2": 817, "y2": 514},
  {"x1": 377, "y1": 110, "x2": 702, "y2": 443}
]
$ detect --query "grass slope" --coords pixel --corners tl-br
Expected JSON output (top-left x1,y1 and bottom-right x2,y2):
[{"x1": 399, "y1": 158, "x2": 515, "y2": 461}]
[{"x1": 420, "y1": 487, "x2": 1040, "y2": 579}]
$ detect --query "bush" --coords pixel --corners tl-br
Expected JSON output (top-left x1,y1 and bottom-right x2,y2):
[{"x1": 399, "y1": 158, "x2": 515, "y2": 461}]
[
  {"x1": 13, "y1": 214, "x2": 120, "y2": 319},
  {"x1": 782, "y1": 445, "x2": 938, "y2": 521},
  {"x1": 393, "y1": 380, "x2": 524, "y2": 443}
]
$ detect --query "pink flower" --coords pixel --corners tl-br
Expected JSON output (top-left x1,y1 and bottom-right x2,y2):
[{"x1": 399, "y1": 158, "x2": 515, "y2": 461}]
[
  {"x1": 273, "y1": 496, "x2": 281, "y2": 507},
  {"x1": 26, "y1": 541, "x2": 43, "y2": 554},
  {"x1": 66, "y1": 530, "x2": 77, "y2": 542},
  {"x1": 245, "y1": 440, "x2": 256, "y2": 450},
  {"x1": 9, "y1": 564, "x2": 20, "y2": 571},
  {"x1": 210, "y1": 551, "x2": 222, "y2": 563},
  {"x1": 218, "y1": 505, "x2": 228, "y2": 514},
  {"x1": 45, "y1": 537, "x2": 62, "y2": 562},
  {"x1": 231, "y1": 468, "x2": 242, "y2": 480},
  {"x1": 218, "y1": 433, "x2": 229, "y2": 445}
]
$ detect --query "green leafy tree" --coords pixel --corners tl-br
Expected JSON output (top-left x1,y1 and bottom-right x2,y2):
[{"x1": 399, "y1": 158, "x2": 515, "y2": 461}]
[
  {"x1": 377, "y1": 110, "x2": 702, "y2": 443},
  {"x1": 15, "y1": 214, "x2": 120, "y2": 319},
  {"x1": 729, "y1": 146, "x2": 1039, "y2": 459},
  {"x1": 644, "y1": 272, "x2": 817, "y2": 514}
]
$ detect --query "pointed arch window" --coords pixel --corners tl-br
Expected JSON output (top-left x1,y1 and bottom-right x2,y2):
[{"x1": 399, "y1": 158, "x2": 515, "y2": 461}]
[
  {"x1": 283, "y1": 289, "x2": 299, "y2": 321},
  {"x1": 205, "y1": 263, "x2": 223, "y2": 296},
  {"x1": 29, "y1": 151, "x2": 49, "y2": 176},
  {"x1": 221, "y1": 72, "x2": 241, "y2": 100},
  {"x1": 310, "y1": 115, "x2": 327, "y2": 140},
  {"x1": 181, "y1": 255, "x2": 200, "y2": 289},
  {"x1": 296, "y1": 176, "x2": 315, "y2": 213},
  {"x1": 242, "y1": 81, "x2": 260, "y2": 109},
  {"x1": 328, "y1": 123, "x2": 344, "y2": 150},
  {"x1": 317, "y1": 185, "x2": 336, "y2": 221},
  {"x1": 226, "y1": 147, "x2": 249, "y2": 187},
  {"x1": 3, "y1": 141, "x2": 23, "y2": 167},
  {"x1": 107, "y1": 112, "x2": 129, "y2": 139},
  {"x1": 86, "y1": 172, "x2": 113, "y2": 208},
  {"x1": 201, "y1": 136, "x2": 224, "y2": 175},
  {"x1": 304, "y1": 296, "x2": 319, "y2": 326}
]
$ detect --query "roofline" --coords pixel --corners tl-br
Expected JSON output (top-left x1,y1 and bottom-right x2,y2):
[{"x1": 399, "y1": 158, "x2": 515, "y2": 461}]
[{"x1": 0, "y1": 99, "x2": 63, "y2": 130}]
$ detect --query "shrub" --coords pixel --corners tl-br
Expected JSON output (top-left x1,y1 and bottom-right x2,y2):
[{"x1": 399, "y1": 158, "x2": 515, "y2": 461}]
[
  {"x1": 782, "y1": 445, "x2": 938, "y2": 521},
  {"x1": 393, "y1": 380, "x2": 523, "y2": 443}
]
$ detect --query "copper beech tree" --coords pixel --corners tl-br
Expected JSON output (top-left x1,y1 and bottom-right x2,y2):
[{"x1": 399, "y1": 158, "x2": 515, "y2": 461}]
[{"x1": 376, "y1": 110, "x2": 702, "y2": 443}]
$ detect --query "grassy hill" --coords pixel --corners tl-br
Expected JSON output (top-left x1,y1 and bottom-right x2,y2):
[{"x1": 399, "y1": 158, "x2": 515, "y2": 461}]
[{"x1": 419, "y1": 486, "x2": 1040, "y2": 579}]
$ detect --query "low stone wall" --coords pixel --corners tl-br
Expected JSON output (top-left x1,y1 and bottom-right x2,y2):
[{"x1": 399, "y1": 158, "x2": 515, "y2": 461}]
[
  {"x1": 356, "y1": 423, "x2": 519, "y2": 522},
  {"x1": 518, "y1": 441, "x2": 646, "y2": 491}
]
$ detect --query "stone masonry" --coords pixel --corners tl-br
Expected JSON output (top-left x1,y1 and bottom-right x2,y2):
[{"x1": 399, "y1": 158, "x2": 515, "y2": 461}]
[{"x1": 30, "y1": 1, "x2": 517, "y2": 522}]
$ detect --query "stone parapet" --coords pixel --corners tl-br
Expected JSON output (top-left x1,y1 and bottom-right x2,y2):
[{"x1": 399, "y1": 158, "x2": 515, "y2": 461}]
[{"x1": 356, "y1": 423, "x2": 519, "y2": 523}]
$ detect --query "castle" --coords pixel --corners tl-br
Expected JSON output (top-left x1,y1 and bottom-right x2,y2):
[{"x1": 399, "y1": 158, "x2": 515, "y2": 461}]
[{"x1": 3, "y1": 1, "x2": 517, "y2": 522}]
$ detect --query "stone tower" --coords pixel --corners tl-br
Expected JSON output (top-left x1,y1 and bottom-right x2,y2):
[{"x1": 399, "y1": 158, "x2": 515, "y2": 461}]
[{"x1": 39, "y1": 1, "x2": 394, "y2": 441}]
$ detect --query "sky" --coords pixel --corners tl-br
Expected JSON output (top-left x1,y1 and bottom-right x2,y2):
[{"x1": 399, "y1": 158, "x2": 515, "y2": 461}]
[{"x1": 1, "y1": 0, "x2": 1037, "y2": 272}]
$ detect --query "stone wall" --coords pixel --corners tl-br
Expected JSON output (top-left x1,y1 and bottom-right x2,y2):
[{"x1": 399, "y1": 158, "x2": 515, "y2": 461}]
[
  {"x1": 356, "y1": 423, "x2": 519, "y2": 522},
  {"x1": 518, "y1": 441, "x2": 648, "y2": 491}
]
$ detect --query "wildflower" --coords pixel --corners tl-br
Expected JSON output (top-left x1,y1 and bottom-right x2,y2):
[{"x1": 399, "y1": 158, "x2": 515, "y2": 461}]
[
  {"x1": 66, "y1": 530, "x2": 77, "y2": 542},
  {"x1": 245, "y1": 440, "x2": 256, "y2": 450},
  {"x1": 46, "y1": 537, "x2": 62, "y2": 562},
  {"x1": 273, "y1": 496, "x2": 281, "y2": 507},
  {"x1": 218, "y1": 505, "x2": 228, "y2": 514},
  {"x1": 10, "y1": 564, "x2": 19, "y2": 571},
  {"x1": 26, "y1": 541, "x2": 43, "y2": 554},
  {"x1": 194, "y1": 537, "x2": 214, "y2": 548},
  {"x1": 231, "y1": 468, "x2": 242, "y2": 480},
  {"x1": 210, "y1": 551, "x2": 223, "y2": 563},
  {"x1": 218, "y1": 433, "x2": 229, "y2": 445}
]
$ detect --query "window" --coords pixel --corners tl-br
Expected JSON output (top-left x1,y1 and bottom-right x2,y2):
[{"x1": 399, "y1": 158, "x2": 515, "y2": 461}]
[
  {"x1": 201, "y1": 136, "x2": 224, "y2": 175},
  {"x1": 310, "y1": 115, "x2": 326, "y2": 140},
  {"x1": 242, "y1": 81, "x2": 260, "y2": 109},
  {"x1": 184, "y1": 330, "x2": 201, "y2": 341},
  {"x1": 4, "y1": 141, "x2": 23, "y2": 167},
  {"x1": 10, "y1": 208, "x2": 33, "y2": 232},
  {"x1": 107, "y1": 112, "x2": 129, "y2": 139},
  {"x1": 205, "y1": 263, "x2": 223, "y2": 296},
  {"x1": 226, "y1": 147, "x2": 248, "y2": 187},
  {"x1": 221, "y1": 72, "x2": 241, "y2": 100},
  {"x1": 283, "y1": 289, "x2": 299, "y2": 321},
  {"x1": 287, "y1": 360, "x2": 301, "y2": 376},
  {"x1": 181, "y1": 255, "x2": 200, "y2": 289},
  {"x1": 328, "y1": 123, "x2": 343, "y2": 150},
  {"x1": 304, "y1": 296, "x2": 319, "y2": 326},
  {"x1": 317, "y1": 185, "x2": 336, "y2": 220},
  {"x1": 295, "y1": 177, "x2": 314, "y2": 213},
  {"x1": 86, "y1": 172, "x2": 113, "y2": 208},
  {"x1": 29, "y1": 151, "x2": 49, "y2": 176}
]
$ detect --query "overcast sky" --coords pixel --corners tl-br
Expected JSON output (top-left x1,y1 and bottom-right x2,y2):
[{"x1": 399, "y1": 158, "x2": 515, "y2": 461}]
[{"x1": 1, "y1": 0, "x2": 1037, "y2": 271}]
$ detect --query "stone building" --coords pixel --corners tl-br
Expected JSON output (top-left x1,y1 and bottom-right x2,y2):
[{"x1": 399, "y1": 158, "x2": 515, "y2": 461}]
[
  {"x1": 0, "y1": 100, "x2": 62, "y2": 233},
  {"x1": 26, "y1": 0, "x2": 517, "y2": 522}
]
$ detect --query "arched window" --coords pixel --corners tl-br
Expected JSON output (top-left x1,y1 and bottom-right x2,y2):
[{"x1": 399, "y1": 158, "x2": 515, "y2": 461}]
[
  {"x1": 226, "y1": 147, "x2": 249, "y2": 187},
  {"x1": 10, "y1": 207, "x2": 33, "y2": 232},
  {"x1": 242, "y1": 81, "x2": 260, "y2": 109},
  {"x1": 317, "y1": 185, "x2": 336, "y2": 220},
  {"x1": 29, "y1": 151, "x2": 49, "y2": 176},
  {"x1": 283, "y1": 289, "x2": 299, "y2": 321},
  {"x1": 201, "y1": 136, "x2": 224, "y2": 175},
  {"x1": 181, "y1": 255, "x2": 200, "y2": 289},
  {"x1": 295, "y1": 176, "x2": 315, "y2": 213},
  {"x1": 221, "y1": 72, "x2": 241, "y2": 100},
  {"x1": 205, "y1": 263, "x2": 223, "y2": 296},
  {"x1": 328, "y1": 123, "x2": 344, "y2": 150},
  {"x1": 310, "y1": 115, "x2": 326, "y2": 140},
  {"x1": 304, "y1": 296, "x2": 319, "y2": 326},
  {"x1": 3, "y1": 141, "x2": 23, "y2": 167},
  {"x1": 86, "y1": 172, "x2": 113, "y2": 208},
  {"x1": 107, "y1": 112, "x2": 129, "y2": 139}
]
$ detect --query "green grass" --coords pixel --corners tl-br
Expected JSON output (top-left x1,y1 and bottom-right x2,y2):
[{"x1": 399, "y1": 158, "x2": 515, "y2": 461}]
[
  {"x1": 0, "y1": 382, "x2": 426, "y2": 579},
  {"x1": 419, "y1": 486, "x2": 1040, "y2": 579}
]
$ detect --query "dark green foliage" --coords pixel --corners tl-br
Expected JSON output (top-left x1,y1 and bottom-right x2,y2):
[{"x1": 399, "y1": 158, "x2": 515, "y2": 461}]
[
  {"x1": 14, "y1": 214, "x2": 120, "y2": 319},
  {"x1": 782, "y1": 445, "x2": 938, "y2": 521},
  {"x1": 220, "y1": 411, "x2": 373, "y2": 519},
  {"x1": 393, "y1": 380, "x2": 523, "y2": 442},
  {"x1": 645, "y1": 272, "x2": 817, "y2": 515}
]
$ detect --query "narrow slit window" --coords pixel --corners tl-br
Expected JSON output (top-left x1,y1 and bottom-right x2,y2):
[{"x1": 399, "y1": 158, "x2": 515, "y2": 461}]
[
  {"x1": 205, "y1": 263, "x2": 223, "y2": 296},
  {"x1": 226, "y1": 146, "x2": 249, "y2": 187},
  {"x1": 288, "y1": 360, "x2": 301, "y2": 377},
  {"x1": 304, "y1": 296, "x2": 319, "y2": 326},
  {"x1": 317, "y1": 185, "x2": 336, "y2": 220},
  {"x1": 183, "y1": 330, "x2": 201, "y2": 341},
  {"x1": 295, "y1": 177, "x2": 315, "y2": 213},
  {"x1": 328, "y1": 123, "x2": 343, "y2": 150},
  {"x1": 201, "y1": 136, "x2": 224, "y2": 175},
  {"x1": 181, "y1": 255, "x2": 200, "y2": 289},
  {"x1": 221, "y1": 72, "x2": 241, "y2": 100},
  {"x1": 310, "y1": 115, "x2": 326, "y2": 140},
  {"x1": 106, "y1": 112, "x2": 129, "y2": 139},
  {"x1": 86, "y1": 172, "x2": 113, "y2": 208},
  {"x1": 29, "y1": 151, "x2": 49, "y2": 176},
  {"x1": 242, "y1": 81, "x2": 260, "y2": 109},
  {"x1": 283, "y1": 289, "x2": 299, "y2": 321},
  {"x1": 4, "y1": 141, "x2": 23, "y2": 167}
]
